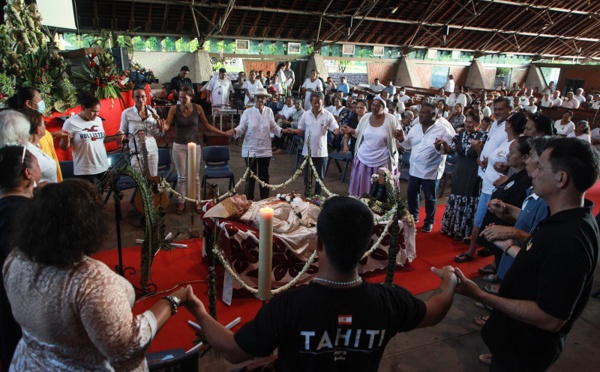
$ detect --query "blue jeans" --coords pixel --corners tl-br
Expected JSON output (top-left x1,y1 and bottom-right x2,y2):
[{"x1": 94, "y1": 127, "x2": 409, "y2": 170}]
[{"x1": 407, "y1": 176, "x2": 439, "y2": 225}]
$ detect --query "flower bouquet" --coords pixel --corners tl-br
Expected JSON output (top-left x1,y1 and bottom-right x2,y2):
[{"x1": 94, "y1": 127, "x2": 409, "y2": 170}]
[{"x1": 74, "y1": 50, "x2": 130, "y2": 99}]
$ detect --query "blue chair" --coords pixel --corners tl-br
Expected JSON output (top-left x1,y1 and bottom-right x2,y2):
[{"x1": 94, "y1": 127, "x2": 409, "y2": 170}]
[
  {"x1": 59, "y1": 160, "x2": 75, "y2": 179},
  {"x1": 289, "y1": 135, "x2": 303, "y2": 155},
  {"x1": 103, "y1": 153, "x2": 138, "y2": 205},
  {"x1": 201, "y1": 146, "x2": 235, "y2": 199},
  {"x1": 325, "y1": 151, "x2": 353, "y2": 183},
  {"x1": 157, "y1": 148, "x2": 178, "y2": 191}
]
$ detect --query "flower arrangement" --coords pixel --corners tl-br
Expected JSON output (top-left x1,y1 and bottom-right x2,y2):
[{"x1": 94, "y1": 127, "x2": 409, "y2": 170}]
[
  {"x1": 74, "y1": 50, "x2": 129, "y2": 99},
  {"x1": 0, "y1": 0, "x2": 78, "y2": 113},
  {"x1": 276, "y1": 192, "x2": 315, "y2": 227}
]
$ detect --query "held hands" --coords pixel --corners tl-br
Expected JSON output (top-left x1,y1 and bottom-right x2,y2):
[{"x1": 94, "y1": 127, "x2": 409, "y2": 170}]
[
  {"x1": 471, "y1": 139, "x2": 483, "y2": 154},
  {"x1": 52, "y1": 130, "x2": 71, "y2": 139},
  {"x1": 480, "y1": 224, "x2": 515, "y2": 242},
  {"x1": 493, "y1": 161, "x2": 508, "y2": 173},
  {"x1": 392, "y1": 129, "x2": 404, "y2": 141},
  {"x1": 452, "y1": 267, "x2": 483, "y2": 299},
  {"x1": 487, "y1": 198, "x2": 506, "y2": 216},
  {"x1": 225, "y1": 129, "x2": 236, "y2": 137},
  {"x1": 430, "y1": 265, "x2": 460, "y2": 290},
  {"x1": 433, "y1": 138, "x2": 447, "y2": 151},
  {"x1": 478, "y1": 156, "x2": 488, "y2": 170}
]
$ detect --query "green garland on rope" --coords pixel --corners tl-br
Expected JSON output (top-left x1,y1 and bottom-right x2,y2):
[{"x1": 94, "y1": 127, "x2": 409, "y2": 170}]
[{"x1": 111, "y1": 159, "x2": 174, "y2": 290}]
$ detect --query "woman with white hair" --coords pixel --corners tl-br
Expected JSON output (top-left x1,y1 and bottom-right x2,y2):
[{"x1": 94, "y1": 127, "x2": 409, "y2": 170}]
[
  {"x1": 343, "y1": 96, "x2": 401, "y2": 197},
  {"x1": 0, "y1": 110, "x2": 30, "y2": 147}
]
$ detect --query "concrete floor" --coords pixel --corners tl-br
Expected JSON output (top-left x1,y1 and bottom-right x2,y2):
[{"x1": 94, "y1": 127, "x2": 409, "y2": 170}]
[{"x1": 100, "y1": 141, "x2": 600, "y2": 371}]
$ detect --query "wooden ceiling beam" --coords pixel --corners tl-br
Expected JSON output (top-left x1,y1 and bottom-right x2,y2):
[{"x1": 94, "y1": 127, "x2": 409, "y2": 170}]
[{"x1": 161, "y1": 4, "x2": 170, "y2": 33}]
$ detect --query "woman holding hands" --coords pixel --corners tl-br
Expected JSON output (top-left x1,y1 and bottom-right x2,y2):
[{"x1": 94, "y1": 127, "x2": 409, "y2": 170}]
[
  {"x1": 117, "y1": 87, "x2": 166, "y2": 177},
  {"x1": 226, "y1": 87, "x2": 283, "y2": 200},
  {"x1": 164, "y1": 86, "x2": 229, "y2": 214},
  {"x1": 344, "y1": 97, "x2": 401, "y2": 197}
]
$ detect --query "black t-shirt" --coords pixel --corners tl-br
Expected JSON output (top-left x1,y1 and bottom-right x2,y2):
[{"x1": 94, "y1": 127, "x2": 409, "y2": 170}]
[
  {"x1": 482, "y1": 201, "x2": 599, "y2": 370},
  {"x1": 169, "y1": 76, "x2": 193, "y2": 93},
  {"x1": 234, "y1": 281, "x2": 426, "y2": 372}
]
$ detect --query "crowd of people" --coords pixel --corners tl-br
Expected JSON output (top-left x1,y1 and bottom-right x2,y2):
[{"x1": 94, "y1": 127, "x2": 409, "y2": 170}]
[{"x1": 0, "y1": 67, "x2": 599, "y2": 371}]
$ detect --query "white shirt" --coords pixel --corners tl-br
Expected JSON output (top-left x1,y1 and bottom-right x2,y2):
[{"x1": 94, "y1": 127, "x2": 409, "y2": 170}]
[
  {"x1": 301, "y1": 78, "x2": 324, "y2": 111},
  {"x1": 540, "y1": 97, "x2": 553, "y2": 107},
  {"x1": 369, "y1": 83, "x2": 385, "y2": 93},
  {"x1": 567, "y1": 132, "x2": 591, "y2": 143},
  {"x1": 401, "y1": 120, "x2": 454, "y2": 180},
  {"x1": 592, "y1": 101, "x2": 600, "y2": 110},
  {"x1": 483, "y1": 139, "x2": 511, "y2": 194},
  {"x1": 482, "y1": 106, "x2": 492, "y2": 118},
  {"x1": 444, "y1": 79, "x2": 455, "y2": 94},
  {"x1": 447, "y1": 93, "x2": 467, "y2": 108},
  {"x1": 298, "y1": 109, "x2": 338, "y2": 157},
  {"x1": 398, "y1": 94, "x2": 410, "y2": 103},
  {"x1": 525, "y1": 105, "x2": 538, "y2": 114},
  {"x1": 574, "y1": 94, "x2": 586, "y2": 103},
  {"x1": 562, "y1": 98, "x2": 580, "y2": 109},
  {"x1": 62, "y1": 115, "x2": 109, "y2": 176},
  {"x1": 119, "y1": 106, "x2": 160, "y2": 155},
  {"x1": 554, "y1": 120, "x2": 575, "y2": 136},
  {"x1": 242, "y1": 79, "x2": 264, "y2": 106},
  {"x1": 479, "y1": 120, "x2": 507, "y2": 193},
  {"x1": 26, "y1": 141, "x2": 57, "y2": 183},
  {"x1": 551, "y1": 97, "x2": 563, "y2": 107},
  {"x1": 357, "y1": 123, "x2": 390, "y2": 167},
  {"x1": 233, "y1": 106, "x2": 282, "y2": 158},
  {"x1": 395, "y1": 100, "x2": 405, "y2": 114},
  {"x1": 206, "y1": 76, "x2": 233, "y2": 107},
  {"x1": 278, "y1": 105, "x2": 296, "y2": 120}
]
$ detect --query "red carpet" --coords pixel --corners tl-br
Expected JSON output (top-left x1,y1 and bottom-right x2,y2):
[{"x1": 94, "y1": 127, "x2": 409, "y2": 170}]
[{"x1": 91, "y1": 181, "x2": 600, "y2": 354}]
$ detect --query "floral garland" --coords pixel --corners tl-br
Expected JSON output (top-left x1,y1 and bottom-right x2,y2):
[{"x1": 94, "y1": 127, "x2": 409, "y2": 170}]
[{"x1": 276, "y1": 193, "x2": 314, "y2": 228}]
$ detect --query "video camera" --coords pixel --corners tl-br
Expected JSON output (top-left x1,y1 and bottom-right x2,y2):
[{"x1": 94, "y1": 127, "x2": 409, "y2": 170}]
[{"x1": 129, "y1": 70, "x2": 159, "y2": 87}]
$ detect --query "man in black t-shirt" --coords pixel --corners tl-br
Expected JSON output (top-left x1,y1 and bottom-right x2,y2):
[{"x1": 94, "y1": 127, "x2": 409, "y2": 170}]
[
  {"x1": 184, "y1": 196, "x2": 459, "y2": 371},
  {"x1": 169, "y1": 65, "x2": 193, "y2": 97},
  {"x1": 455, "y1": 137, "x2": 600, "y2": 370}
]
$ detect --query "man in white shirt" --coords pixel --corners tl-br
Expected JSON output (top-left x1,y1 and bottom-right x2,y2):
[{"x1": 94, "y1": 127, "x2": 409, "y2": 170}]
[
  {"x1": 398, "y1": 87, "x2": 411, "y2": 104},
  {"x1": 540, "y1": 92, "x2": 553, "y2": 108},
  {"x1": 275, "y1": 96, "x2": 296, "y2": 124},
  {"x1": 543, "y1": 81, "x2": 556, "y2": 95},
  {"x1": 242, "y1": 70, "x2": 264, "y2": 106},
  {"x1": 369, "y1": 78, "x2": 385, "y2": 93},
  {"x1": 205, "y1": 68, "x2": 233, "y2": 107},
  {"x1": 447, "y1": 86, "x2": 468, "y2": 108},
  {"x1": 397, "y1": 103, "x2": 455, "y2": 233},
  {"x1": 574, "y1": 88, "x2": 586, "y2": 104},
  {"x1": 551, "y1": 90, "x2": 563, "y2": 107},
  {"x1": 456, "y1": 97, "x2": 511, "y2": 262},
  {"x1": 562, "y1": 91, "x2": 581, "y2": 109},
  {"x1": 444, "y1": 75, "x2": 455, "y2": 95},
  {"x1": 288, "y1": 92, "x2": 339, "y2": 196},
  {"x1": 283, "y1": 61, "x2": 295, "y2": 97}
]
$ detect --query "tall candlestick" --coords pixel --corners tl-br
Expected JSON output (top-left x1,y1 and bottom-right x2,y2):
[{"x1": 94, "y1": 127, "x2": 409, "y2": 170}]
[
  {"x1": 187, "y1": 143, "x2": 197, "y2": 201},
  {"x1": 258, "y1": 206, "x2": 274, "y2": 300}
]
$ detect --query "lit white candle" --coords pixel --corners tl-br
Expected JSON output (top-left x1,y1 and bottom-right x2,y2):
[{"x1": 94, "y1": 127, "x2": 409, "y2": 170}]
[
  {"x1": 187, "y1": 143, "x2": 197, "y2": 200},
  {"x1": 258, "y1": 206, "x2": 274, "y2": 300}
]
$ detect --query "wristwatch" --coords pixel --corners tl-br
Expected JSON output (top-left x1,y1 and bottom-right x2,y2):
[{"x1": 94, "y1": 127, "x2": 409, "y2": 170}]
[{"x1": 162, "y1": 295, "x2": 182, "y2": 315}]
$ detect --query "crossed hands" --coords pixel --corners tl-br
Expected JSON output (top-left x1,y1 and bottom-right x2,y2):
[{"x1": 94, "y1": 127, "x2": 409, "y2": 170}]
[{"x1": 431, "y1": 265, "x2": 481, "y2": 298}]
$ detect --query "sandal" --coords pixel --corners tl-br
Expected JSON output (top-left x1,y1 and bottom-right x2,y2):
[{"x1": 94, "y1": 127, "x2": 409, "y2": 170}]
[
  {"x1": 176, "y1": 203, "x2": 185, "y2": 215},
  {"x1": 195, "y1": 203, "x2": 202, "y2": 214},
  {"x1": 479, "y1": 354, "x2": 492, "y2": 366},
  {"x1": 454, "y1": 252, "x2": 474, "y2": 263},
  {"x1": 484, "y1": 284, "x2": 499, "y2": 295},
  {"x1": 473, "y1": 315, "x2": 489, "y2": 327},
  {"x1": 475, "y1": 301, "x2": 493, "y2": 312},
  {"x1": 478, "y1": 264, "x2": 497, "y2": 275},
  {"x1": 483, "y1": 274, "x2": 500, "y2": 283}
]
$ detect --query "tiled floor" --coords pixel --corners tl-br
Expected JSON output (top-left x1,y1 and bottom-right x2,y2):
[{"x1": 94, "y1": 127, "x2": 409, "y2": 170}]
[{"x1": 100, "y1": 142, "x2": 600, "y2": 371}]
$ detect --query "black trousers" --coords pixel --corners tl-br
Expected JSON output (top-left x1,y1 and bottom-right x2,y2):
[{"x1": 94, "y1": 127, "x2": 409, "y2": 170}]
[
  {"x1": 304, "y1": 156, "x2": 326, "y2": 197},
  {"x1": 245, "y1": 157, "x2": 271, "y2": 200}
]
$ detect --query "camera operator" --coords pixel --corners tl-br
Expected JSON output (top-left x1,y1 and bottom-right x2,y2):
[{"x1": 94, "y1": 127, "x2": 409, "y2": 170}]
[{"x1": 170, "y1": 66, "x2": 193, "y2": 97}]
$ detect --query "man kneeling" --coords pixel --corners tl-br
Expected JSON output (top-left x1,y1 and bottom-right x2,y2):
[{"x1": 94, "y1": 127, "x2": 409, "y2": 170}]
[{"x1": 185, "y1": 196, "x2": 458, "y2": 371}]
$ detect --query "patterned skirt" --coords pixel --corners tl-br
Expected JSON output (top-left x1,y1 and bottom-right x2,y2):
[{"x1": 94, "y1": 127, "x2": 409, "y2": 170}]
[{"x1": 441, "y1": 194, "x2": 479, "y2": 240}]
